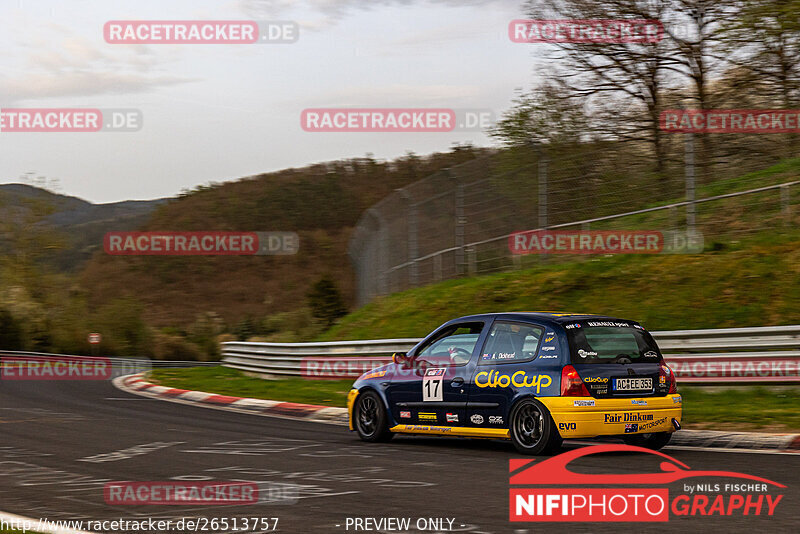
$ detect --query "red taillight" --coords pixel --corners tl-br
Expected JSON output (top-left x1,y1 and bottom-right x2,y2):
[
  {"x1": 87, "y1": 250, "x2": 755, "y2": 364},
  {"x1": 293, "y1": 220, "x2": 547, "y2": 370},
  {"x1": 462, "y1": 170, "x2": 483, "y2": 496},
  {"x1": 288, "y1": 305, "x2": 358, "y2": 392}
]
[
  {"x1": 560, "y1": 365, "x2": 591, "y2": 396},
  {"x1": 660, "y1": 364, "x2": 678, "y2": 394}
]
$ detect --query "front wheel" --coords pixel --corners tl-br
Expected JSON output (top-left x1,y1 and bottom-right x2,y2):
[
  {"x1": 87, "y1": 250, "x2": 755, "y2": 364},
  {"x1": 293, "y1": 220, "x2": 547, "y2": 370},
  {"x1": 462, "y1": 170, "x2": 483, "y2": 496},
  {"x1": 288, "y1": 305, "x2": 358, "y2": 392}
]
[
  {"x1": 623, "y1": 432, "x2": 672, "y2": 450},
  {"x1": 509, "y1": 398, "x2": 562, "y2": 455},
  {"x1": 353, "y1": 390, "x2": 393, "y2": 442}
]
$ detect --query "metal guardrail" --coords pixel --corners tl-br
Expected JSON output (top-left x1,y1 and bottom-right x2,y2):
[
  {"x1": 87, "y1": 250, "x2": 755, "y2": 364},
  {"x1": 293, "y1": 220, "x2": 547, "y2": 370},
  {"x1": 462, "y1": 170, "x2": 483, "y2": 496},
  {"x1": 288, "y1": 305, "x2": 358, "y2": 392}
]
[
  {"x1": 222, "y1": 326, "x2": 800, "y2": 384},
  {"x1": 654, "y1": 325, "x2": 800, "y2": 352},
  {"x1": 222, "y1": 340, "x2": 417, "y2": 378},
  {"x1": 224, "y1": 339, "x2": 420, "y2": 356}
]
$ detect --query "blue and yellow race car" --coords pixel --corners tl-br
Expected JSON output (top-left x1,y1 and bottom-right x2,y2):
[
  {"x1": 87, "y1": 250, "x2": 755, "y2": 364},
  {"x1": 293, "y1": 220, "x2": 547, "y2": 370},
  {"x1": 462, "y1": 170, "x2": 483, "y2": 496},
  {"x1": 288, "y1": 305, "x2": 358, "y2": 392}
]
[{"x1": 348, "y1": 313, "x2": 681, "y2": 454}]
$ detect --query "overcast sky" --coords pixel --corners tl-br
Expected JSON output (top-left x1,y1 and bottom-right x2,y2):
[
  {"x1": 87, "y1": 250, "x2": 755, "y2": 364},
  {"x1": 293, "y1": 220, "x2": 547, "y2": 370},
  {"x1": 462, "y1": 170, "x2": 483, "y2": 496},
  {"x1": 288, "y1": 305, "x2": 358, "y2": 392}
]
[{"x1": 0, "y1": 0, "x2": 539, "y2": 203}]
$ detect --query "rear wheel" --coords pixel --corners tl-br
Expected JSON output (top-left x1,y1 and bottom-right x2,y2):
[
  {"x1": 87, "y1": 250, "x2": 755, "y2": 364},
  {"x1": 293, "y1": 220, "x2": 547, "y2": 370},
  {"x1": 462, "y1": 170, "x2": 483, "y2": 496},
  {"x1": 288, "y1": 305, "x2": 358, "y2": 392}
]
[
  {"x1": 353, "y1": 390, "x2": 393, "y2": 442},
  {"x1": 623, "y1": 432, "x2": 672, "y2": 450},
  {"x1": 509, "y1": 398, "x2": 562, "y2": 455}
]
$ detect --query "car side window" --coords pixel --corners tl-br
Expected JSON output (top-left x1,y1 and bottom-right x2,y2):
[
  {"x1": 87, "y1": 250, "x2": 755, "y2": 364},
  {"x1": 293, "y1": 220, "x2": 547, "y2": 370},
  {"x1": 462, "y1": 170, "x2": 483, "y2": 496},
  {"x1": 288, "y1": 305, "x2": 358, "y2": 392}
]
[
  {"x1": 415, "y1": 322, "x2": 484, "y2": 367},
  {"x1": 479, "y1": 321, "x2": 544, "y2": 364}
]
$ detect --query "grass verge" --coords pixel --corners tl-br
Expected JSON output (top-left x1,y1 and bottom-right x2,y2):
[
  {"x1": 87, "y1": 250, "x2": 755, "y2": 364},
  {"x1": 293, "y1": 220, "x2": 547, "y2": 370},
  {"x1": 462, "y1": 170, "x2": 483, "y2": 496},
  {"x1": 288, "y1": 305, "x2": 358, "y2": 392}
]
[
  {"x1": 0, "y1": 527, "x2": 44, "y2": 534},
  {"x1": 147, "y1": 366, "x2": 352, "y2": 407},
  {"x1": 680, "y1": 386, "x2": 800, "y2": 432},
  {"x1": 145, "y1": 368, "x2": 800, "y2": 432}
]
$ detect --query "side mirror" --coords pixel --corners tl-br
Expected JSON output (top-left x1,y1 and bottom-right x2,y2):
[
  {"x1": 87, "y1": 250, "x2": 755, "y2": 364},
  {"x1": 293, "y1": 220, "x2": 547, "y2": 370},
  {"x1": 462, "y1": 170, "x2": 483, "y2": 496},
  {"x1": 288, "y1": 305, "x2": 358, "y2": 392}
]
[{"x1": 392, "y1": 352, "x2": 407, "y2": 364}]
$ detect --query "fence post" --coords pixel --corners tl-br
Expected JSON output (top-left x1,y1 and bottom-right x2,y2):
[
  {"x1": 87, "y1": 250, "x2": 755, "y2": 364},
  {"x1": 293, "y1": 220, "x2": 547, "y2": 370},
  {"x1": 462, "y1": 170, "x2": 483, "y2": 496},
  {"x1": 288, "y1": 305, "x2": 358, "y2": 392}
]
[
  {"x1": 399, "y1": 189, "x2": 418, "y2": 288},
  {"x1": 467, "y1": 247, "x2": 477, "y2": 276},
  {"x1": 455, "y1": 182, "x2": 465, "y2": 276},
  {"x1": 349, "y1": 224, "x2": 371, "y2": 306},
  {"x1": 433, "y1": 252, "x2": 443, "y2": 281},
  {"x1": 368, "y1": 208, "x2": 388, "y2": 296},
  {"x1": 538, "y1": 152, "x2": 548, "y2": 265},
  {"x1": 685, "y1": 132, "x2": 696, "y2": 233},
  {"x1": 538, "y1": 154, "x2": 548, "y2": 230},
  {"x1": 782, "y1": 184, "x2": 792, "y2": 226}
]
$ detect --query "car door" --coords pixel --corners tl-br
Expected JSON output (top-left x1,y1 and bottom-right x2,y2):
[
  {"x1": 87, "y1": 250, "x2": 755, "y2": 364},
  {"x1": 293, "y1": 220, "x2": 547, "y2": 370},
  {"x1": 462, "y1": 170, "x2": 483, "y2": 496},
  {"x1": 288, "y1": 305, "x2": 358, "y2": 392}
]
[
  {"x1": 466, "y1": 320, "x2": 553, "y2": 429},
  {"x1": 386, "y1": 321, "x2": 487, "y2": 427}
]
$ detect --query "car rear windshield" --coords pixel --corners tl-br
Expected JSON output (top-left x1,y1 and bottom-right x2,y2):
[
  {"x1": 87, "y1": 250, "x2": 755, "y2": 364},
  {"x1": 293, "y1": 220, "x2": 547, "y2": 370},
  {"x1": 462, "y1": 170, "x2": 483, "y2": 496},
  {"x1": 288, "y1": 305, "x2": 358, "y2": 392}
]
[{"x1": 565, "y1": 322, "x2": 662, "y2": 364}]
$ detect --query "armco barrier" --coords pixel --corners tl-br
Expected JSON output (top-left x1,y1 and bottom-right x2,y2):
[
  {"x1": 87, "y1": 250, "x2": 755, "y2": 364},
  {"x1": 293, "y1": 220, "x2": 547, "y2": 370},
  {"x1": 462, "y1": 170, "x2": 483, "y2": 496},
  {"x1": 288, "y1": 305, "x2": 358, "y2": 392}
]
[
  {"x1": 222, "y1": 326, "x2": 800, "y2": 384},
  {"x1": 221, "y1": 339, "x2": 417, "y2": 378},
  {"x1": 652, "y1": 325, "x2": 800, "y2": 352}
]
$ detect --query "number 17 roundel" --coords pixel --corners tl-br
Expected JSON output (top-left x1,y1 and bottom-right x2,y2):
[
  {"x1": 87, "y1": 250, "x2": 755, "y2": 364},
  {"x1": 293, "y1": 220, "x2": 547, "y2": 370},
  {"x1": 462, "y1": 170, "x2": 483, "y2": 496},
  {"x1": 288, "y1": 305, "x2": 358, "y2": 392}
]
[{"x1": 423, "y1": 368, "x2": 445, "y2": 402}]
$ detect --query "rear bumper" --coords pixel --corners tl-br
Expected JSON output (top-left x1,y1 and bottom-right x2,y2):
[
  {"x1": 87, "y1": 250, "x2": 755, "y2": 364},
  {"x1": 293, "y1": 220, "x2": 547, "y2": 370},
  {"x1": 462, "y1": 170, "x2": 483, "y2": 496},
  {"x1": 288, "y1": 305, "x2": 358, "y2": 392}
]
[{"x1": 540, "y1": 394, "x2": 683, "y2": 439}]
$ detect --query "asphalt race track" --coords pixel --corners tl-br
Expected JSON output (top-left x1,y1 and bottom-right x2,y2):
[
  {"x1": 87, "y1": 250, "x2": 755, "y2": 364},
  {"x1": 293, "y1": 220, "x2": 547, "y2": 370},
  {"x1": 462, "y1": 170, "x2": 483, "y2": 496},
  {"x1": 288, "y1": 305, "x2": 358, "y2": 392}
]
[{"x1": 1, "y1": 380, "x2": 797, "y2": 534}]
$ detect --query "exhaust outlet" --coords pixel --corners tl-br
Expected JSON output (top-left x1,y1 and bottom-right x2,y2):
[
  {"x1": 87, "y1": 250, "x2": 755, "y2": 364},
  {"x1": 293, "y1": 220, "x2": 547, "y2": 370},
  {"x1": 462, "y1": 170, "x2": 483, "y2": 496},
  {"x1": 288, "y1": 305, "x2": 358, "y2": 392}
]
[{"x1": 672, "y1": 418, "x2": 681, "y2": 430}]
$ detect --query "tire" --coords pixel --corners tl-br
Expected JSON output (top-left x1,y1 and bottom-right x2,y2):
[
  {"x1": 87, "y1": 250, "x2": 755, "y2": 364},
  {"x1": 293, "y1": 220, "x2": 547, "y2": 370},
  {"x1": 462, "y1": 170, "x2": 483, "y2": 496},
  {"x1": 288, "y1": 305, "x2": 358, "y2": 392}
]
[
  {"x1": 623, "y1": 432, "x2": 672, "y2": 450},
  {"x1": 353, "y1": 390, "x2": 393, "y2": 442},
  {"x1": 509, "y1": 398, "x2": 562, "y2": 455}
]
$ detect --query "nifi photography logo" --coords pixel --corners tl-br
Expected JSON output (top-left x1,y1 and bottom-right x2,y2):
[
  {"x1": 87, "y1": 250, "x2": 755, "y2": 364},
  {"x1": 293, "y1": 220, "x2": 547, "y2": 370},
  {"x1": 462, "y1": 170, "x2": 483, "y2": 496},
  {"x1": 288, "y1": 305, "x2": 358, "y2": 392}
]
[{"x1": 509, "y1": 444, "x2": 785, "y2": 522}]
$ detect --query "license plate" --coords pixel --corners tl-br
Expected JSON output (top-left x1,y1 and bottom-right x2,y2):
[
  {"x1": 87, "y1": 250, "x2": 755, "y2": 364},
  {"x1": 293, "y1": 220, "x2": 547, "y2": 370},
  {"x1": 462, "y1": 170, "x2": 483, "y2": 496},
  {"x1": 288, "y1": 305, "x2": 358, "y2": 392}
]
[{"x1": 614, "y1": 377, "x2": 653, "y2": 392}]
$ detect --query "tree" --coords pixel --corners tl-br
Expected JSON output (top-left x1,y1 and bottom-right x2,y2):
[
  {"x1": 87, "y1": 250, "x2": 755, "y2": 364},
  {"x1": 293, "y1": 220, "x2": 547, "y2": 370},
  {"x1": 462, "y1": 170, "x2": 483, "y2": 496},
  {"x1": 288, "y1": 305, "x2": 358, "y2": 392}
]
[
  {"x1": 717, "y1": 0, "x2": 800, "y2": 156},
  {"x1": 0, "y1": 186, "x2": 66, "y2": 290},
  {"x1": 524, "y1": 0, "x2": 680, "y2": 180},
  {"x1": 93, "y1": 298, "x2": 151, "y2": 357},
  {"x1": 522, "y1": 0, "x2": 743, "y2": 182},
  {"x1": 660, "y1": 0, "x2": 740, "y2": 181},
  {"x1": 490, "y1": 84, "x2": 589, "y2": 149},
  {"x1": 0, "y1": 309, "x2": 23, "y2": 350},
  {"x1": 307, "y1": 276, "x2": 348, "y2": 328}
]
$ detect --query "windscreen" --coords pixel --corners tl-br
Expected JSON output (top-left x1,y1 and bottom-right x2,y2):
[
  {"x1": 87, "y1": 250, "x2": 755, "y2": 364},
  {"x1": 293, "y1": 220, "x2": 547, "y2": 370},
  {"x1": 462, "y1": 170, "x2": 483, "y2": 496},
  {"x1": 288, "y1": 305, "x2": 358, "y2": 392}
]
[{"x1": 565, "y1": 322, "x2": 662, "y2": 364}]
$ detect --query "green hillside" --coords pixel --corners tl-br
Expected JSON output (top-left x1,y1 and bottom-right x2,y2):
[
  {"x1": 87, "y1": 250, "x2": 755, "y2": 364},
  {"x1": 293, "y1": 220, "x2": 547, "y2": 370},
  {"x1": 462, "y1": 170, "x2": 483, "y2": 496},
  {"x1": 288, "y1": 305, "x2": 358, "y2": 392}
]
[
  {"x1": 79, "y1": 148, "x2": 490, "y2": 328},
  {"x1": 318, "y1": 157, "x2": 800, "y2": 340},
  {"x1": 0, "y1": 184, "x2": 163, "y2": 272},
  {"x1": 2, "y1": 151, "x2": 797, "y2": 359},
  {"x1": 0, "y1": 148, "x2": 490, "y2": 358},
  {"x1": 321, "y1": 231, "x2": 800, "y2": 340}
]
